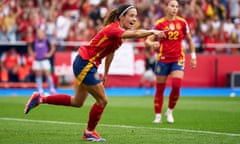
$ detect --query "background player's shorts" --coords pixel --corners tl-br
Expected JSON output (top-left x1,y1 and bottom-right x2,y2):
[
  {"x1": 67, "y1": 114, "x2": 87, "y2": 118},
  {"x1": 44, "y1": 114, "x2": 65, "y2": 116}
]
[
  {"x1": 154, "y1": 60, "x2": 185, "y2": 76},
  {"x1": 32, "y1": 59, "x2": 51, "y2": 71},
  {"x1": 73, "y1": 55, "x2": 101, "y2": 85}
]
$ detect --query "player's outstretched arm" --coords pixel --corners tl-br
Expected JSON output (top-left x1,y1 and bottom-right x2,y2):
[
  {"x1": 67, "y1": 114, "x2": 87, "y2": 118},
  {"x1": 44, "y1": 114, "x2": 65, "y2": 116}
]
[{"x1": 122, "y1": 29, "x2": 166, "y2": 39}]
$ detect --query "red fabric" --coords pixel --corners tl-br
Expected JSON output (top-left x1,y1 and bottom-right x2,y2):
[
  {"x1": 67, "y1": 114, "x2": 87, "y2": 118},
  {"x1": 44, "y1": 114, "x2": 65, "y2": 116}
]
[
  {"x1": 62, "y1": 0, "x2": 79, "y2": 11},
  {"x1": 154, "y1": 16, "x2": 188, "y2": 62},
  {"x1": 168, "y1": 78, "x2": 182, "y2": 109},
  {"x1": 87, "y1": 103, "x2": 104, "y2": 131},
  {"x1": 154, "y1": 83, "x2": 166, "y2": 113},
  {"x1": 203, "y1": 34, "x2": 217, "y2": 53},
  {"x1": 42, "y1": 94, "x2": 71, "y2": 106},
  {"x1": 3, "y1": 52, "x2": 20, "y2": 69},
  {"x1": 78, "y1": 22, "x2": 125, "y2": 67}
]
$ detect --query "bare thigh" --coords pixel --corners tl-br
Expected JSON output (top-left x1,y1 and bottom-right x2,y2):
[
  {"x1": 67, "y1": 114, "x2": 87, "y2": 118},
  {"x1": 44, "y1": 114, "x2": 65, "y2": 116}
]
[
  {"x1": 156, "y1": 70, "x2": 184, "y2": 83},
  {"x1": 156, "y1": 75, "x2": 168, "y2": 83},
  {"x1": 71, "y1": 82, "x2": 89, "y2": 107},
  {"x1": 171, "y1": 70, "x2": 184, "y2": 79}
]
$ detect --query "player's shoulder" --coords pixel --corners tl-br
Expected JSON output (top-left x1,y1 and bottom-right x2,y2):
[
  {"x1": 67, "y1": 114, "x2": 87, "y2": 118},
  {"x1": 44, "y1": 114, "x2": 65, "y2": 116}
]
[
  {"x1": 154, "y1": 17, "x2": 166, "y2": 25},
  {"x1": 175, "y1": 16, "x2": 187, "y2": 23}
]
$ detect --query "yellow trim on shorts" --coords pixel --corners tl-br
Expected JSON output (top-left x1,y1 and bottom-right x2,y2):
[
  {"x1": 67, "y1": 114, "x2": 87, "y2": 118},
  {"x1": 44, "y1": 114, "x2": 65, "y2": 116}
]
[
  {"x1": 76, "y1": 62, "x2": 94, "y2": 85},
  {"x1": 76, "y1": 49, "x2": 105, "y2": 85}
]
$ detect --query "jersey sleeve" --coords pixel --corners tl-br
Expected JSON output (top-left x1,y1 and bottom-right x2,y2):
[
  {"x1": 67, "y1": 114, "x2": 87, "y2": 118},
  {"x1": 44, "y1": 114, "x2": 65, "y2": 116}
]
[
  {"x1": 107, "y1": 26, "x2": 125, "y2": 38},
  {"x1": 183, "y1": 21, "x2": 190, "y2": 35}
]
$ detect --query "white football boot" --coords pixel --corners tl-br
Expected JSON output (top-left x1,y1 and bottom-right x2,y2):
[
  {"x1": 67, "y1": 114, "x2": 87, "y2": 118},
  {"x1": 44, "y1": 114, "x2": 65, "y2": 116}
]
[
  {"x1": 165, "y1": 109, "x2": 174, "y2": 124},
  {"x1": 152, "y1": 114, "x2": 162, "y2": 124}
]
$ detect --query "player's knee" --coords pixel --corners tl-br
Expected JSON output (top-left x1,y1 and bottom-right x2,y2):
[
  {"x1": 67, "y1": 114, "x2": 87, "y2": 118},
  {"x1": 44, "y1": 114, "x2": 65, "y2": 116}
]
[
  {"x1": 72, "y1": 101, "x2": 84, "y2": 107},
  {"x1": 97, "y1": 98, "x2": 108, "y2": 108},
  {"x1": 71, "y1": 98, "x2": 84, "y2": 107}
]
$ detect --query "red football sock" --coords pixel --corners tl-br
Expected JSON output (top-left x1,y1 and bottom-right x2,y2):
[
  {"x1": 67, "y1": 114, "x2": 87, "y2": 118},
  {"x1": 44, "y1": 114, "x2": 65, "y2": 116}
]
[
  {"x1": 168, "y1": 78, "x2": 182, "y2": 109},
  {"x1": 154, "y1": 83, "x2": 166, "y2": 114},
  {"x1": 87, "y1": 103, "x2": 104, "y2": 131},
  {"x1": 41, "y1": 94, "x2": 71, "y2": 106}
]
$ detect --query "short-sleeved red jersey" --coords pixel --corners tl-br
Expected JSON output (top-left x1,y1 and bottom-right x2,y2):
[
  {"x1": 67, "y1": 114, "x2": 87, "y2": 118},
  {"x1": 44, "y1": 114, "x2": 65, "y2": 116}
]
[
  {"x1": 78, "y1": 22, "x2": 125, "y2": 67},
  {"x1": 154, "y1": 16, "x2": 190, "y2": 62}
]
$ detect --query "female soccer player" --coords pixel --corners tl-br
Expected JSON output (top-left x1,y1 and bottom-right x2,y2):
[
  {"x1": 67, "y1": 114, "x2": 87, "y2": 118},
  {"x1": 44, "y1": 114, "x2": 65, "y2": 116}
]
[
  {"x1": 24, "y1": 4, "x2": 166, "y2": 142},
  {"x1": 145, "y1": 0, "x2": 197, "y2": 124}
]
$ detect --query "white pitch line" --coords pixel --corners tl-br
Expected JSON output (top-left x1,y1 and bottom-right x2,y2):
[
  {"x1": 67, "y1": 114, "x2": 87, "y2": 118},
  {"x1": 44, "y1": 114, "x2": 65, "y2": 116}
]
[{"x1": 0, "y1": 117, "x2": 239, "y2": 137}]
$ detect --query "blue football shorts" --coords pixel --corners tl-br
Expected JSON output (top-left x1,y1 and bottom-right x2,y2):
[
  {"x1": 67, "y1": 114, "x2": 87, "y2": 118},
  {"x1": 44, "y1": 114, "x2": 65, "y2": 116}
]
[
  {"x1": 154, "y1": 60, "x2": 185, "y2": 76},
  {"x1": 72, "y1": 55, "x2": 101, "y2": 85}
]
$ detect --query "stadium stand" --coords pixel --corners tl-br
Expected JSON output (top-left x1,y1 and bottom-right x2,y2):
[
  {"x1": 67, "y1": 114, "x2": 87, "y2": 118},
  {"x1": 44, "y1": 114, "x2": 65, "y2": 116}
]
[{"x1": 0, "y1": 0, "x2": 239, "y2": 88}]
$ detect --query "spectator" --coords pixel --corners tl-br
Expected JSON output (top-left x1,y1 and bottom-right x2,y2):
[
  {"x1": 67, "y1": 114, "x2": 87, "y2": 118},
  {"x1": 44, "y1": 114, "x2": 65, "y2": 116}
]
[
  {"x1": 22, "y1": 25, "x2": 35, "y2": 43},
  {"x1": 61, "y1": 0, "x2": 80, "y2": 23},
  {"x1": 0, "y1": 25, "x2": 8, "y2": 41},
  {"x1": 55, "y1": 9, "x2": 72, "y2": 51},
  {"x1": 228, "y1": 0, "x2": 240, "y2": 22},
  {"x1": 3, "y1": 9, "x2": 17, "y2": 41},
  {"x1": 16, "y1": 10, "x2": 31, "y2": 41},
  {"x1": 202, "y1": 22, "x2": 218, "y2": 54},
  {"x1": 21, "y1": 52, "x2": 35, "y2": 82},
  {"x1": 0, "y1": 47, "x2": 23, "y2": 82},
  {"x1": 43, "y1": 11, "x2": 57, "y2": 42},
  {"x1": 40, "y1": 0, "x2": 51, "y2": 18}
]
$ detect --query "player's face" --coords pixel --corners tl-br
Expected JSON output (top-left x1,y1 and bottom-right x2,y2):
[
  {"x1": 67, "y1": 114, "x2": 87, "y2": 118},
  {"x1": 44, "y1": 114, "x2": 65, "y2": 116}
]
[
  {"x1": 121, "y1": 8, "x2": 137, "y2": 30},
  {"x1": 167, "y1": 0, "x2": 179, "y2": 16},
  {"x1": 37, "y1": 29, "x2": 45, "y2": 40}
]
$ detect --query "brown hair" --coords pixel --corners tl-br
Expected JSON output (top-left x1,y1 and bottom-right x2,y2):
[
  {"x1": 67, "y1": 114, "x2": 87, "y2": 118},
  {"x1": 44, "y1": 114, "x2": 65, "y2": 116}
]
[{"x1": 103, "y1": 4, "x2": 135, "y2": 26}]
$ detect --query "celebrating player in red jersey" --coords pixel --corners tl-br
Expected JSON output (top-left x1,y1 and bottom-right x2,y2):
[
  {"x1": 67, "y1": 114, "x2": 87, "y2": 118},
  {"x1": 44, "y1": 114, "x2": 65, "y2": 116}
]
[
  {"x1": 24, "y1": 4, "x2": 166, "y2": 142},
  {"x1": 145, "y1": 0, "x2": 197, "y2": 124}
]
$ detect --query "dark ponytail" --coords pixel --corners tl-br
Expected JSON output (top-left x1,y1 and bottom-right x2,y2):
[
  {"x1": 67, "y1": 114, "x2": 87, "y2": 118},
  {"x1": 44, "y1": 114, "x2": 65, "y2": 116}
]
[
  {"x1": 103, "y1": 4, "x2": 134, "y2": 26},
  {"x1": 103, "y1": 9, "x2": 118, "y2": 26}
]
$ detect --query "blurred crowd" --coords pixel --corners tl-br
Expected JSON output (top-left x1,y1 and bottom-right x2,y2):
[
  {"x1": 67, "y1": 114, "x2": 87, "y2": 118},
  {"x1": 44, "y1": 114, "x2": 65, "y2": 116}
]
[
  {"x1": 0, "y1": 0, "x2": 239, "y2": 83},
  {"x1": 0, "y1": 0, "x2": 240, "y2": 54}
]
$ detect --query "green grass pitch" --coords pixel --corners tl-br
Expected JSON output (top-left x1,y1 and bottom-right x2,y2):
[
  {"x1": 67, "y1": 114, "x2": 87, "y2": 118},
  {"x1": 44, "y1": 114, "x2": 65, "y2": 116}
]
[{"x1": 0, "y1": 95, "x2": 240, "y2": 144}]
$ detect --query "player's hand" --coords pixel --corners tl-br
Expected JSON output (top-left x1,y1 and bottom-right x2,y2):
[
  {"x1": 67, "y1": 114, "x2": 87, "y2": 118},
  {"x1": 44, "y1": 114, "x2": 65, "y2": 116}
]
[
  {"x1": 153, "y1": 30, "x2": 167, "y2": 38},
  {"x1": 190, "y1": 58, "x2": 197, "y2": 69},
  {"x1": 45, "y1": 53, "x2": 51, "y2": 58},
  {"x1": 151, "y1": 41, "x2": 160, "y2": 49},
  {"x1": 102, "y1": 75, "x2": 107, "y2": 85}
]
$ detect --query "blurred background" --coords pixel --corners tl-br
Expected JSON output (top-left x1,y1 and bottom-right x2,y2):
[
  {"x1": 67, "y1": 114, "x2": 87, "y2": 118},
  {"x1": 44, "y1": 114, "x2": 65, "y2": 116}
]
[{"x1": 0, "y1": 0, "x2": 240, "y2": 96}]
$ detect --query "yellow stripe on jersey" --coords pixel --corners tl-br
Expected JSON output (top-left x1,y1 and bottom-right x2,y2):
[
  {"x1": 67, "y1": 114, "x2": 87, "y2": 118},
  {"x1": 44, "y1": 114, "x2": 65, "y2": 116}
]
[
  {"x1": 76, "y1": 49, "x2": 105, "y2": 85},
  {"x1": 154, "y1": 17, "x2": 166, "y2": 26},
  {"x1": 180, "y1": 43, "x2": 185, "y2": 61},
  {"x1": 157, "y1": 44, "x2": 163, "y2": 60},
  {"x1": 176, "y1": 16, "x2": 187, "y2": 23},
  {"x1": 96, "y1": 35, "x2": 108, "y2": 47}
]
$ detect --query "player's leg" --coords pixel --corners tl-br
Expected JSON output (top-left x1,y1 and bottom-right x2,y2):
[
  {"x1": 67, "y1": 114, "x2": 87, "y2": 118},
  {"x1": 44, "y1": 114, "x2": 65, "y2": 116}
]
[
  {"x1": 24, "y1": 81, "x2": 89, "y2": 114},
  {"x1": 153, "y1": 61, "x2": 169, "y2": 123},
  {"x1": 32, "y1": 60, "x2": 44, "y2": 94},
  {"x1": 24, "y1": 55, "x2": 91, "y2": 114},
  {"x1": 42, "y1": 60, "x2": 56, "y2": 94},
  {"x1": 82, "y1": 83, "x2": 107, "y2": 142},
  {"x1": 165, "y1": 61, "x2": 184, "y2": 123}
]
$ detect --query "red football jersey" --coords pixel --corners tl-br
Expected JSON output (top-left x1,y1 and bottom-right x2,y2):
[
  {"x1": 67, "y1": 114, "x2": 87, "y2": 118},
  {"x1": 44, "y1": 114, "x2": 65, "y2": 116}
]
[
  {"x1": 154, "y1": 16, "x2": 190, "y2": 62},
  {"x1": 78, "y1": 22, "x2": 125, "y2": 67}
]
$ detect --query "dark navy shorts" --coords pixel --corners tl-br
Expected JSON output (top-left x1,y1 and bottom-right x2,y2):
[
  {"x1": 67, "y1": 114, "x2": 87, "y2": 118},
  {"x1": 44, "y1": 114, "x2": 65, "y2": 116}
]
[
  {"x1": 154, "y1": 60, "x2": 185, "y2": 76},
  {"x1": 73, "y1": 55, "x2": 101, "y2": 85}
]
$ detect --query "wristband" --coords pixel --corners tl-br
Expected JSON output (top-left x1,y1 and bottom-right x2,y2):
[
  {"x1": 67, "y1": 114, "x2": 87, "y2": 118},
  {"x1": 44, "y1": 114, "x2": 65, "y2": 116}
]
[{"x1": 191, "y1": 52, "x2": 196, "y2": 59}]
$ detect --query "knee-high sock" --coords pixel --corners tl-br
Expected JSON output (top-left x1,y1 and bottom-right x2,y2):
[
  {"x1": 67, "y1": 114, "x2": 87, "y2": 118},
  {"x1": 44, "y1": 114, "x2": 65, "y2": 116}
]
[
  {"x1": 154, "y1": 83, "x2": 166, "y2": 114},
  {"x1": 41, "y1": 94, "x2": 71, "y2": 106},
  {"x1": 87, "y1": 103, "x2": 104, "y2": 131},
  {"x1": 47, "y1": 76, "x2": 55, "y2": 90},
  {"x1": 168, "y1": 78, "x2": 182, "y2": 109},
  {"x1": 36, "y1": 76, "x2": 43, "y2": 92}
]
